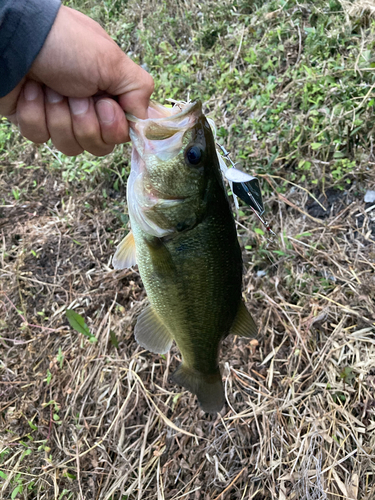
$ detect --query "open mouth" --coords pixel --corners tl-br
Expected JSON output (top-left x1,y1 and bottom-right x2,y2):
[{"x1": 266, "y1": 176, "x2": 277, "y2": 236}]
[
  {"x1": 127, "y1": 100, "x2": 202, "y2": 122},
  {"x1": 127, "y1": 102, "x2": 203, "y2": 164},
  {"x1": 127, "y1": 101, "x2": 202, "y2": 142}
]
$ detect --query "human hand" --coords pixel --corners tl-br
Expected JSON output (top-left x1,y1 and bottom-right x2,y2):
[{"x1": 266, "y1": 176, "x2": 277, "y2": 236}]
[{"x1": 0, "y1": 6, "x2": 154, "y2": 156}]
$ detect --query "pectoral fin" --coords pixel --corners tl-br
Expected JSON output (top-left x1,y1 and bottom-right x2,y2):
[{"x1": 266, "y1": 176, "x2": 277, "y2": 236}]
[
  {"x1": 230, "y1": 301, "x2": 258, "y2": 338},
  {"x1": 113, "y1": 231, "x2": 137, "y2": 269},
  {"x1": 135, "y1": 304, "x2": 173, "y2": 354}
]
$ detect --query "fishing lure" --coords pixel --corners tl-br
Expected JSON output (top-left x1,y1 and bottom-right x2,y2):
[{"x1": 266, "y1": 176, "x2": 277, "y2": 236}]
[{"x1": 216, "y1": 143, "x2": 276, "y2": 236}]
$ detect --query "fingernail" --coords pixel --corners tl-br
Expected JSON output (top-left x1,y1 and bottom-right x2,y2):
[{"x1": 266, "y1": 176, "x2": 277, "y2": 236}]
[
  {"x1": 96, "y1": 99, "x2": 115, "y2": 125},
  {"x1": 46, "y1": 87, "x2": 63, "y2": 104},
  {"x1": 24, "y1": 81, "x2": 39, "y2": 101},
  {"x1": 69, "y1": 97, "x2": 89, "y2": 115}
]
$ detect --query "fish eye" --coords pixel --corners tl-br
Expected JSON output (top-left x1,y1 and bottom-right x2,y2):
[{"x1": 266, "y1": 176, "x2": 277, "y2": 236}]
[{"x1": 185, "y1": 145, "x2": 202, "y2": 166}]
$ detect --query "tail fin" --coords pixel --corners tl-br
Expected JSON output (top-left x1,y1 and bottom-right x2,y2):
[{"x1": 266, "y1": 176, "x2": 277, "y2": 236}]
[{"x1": 172, "y1": 364, "x2": 225, "y2": 413}]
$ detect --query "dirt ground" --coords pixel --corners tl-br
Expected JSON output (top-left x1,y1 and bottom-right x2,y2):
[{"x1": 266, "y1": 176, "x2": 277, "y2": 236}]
[{"x1": 1, "y1": 138, "x2": 375, "y2": 499}]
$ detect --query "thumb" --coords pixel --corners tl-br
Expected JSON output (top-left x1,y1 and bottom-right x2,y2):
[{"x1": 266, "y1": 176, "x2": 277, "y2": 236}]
[{"x1": 104, "y1": 53, "x2": 154, "y2": 120}]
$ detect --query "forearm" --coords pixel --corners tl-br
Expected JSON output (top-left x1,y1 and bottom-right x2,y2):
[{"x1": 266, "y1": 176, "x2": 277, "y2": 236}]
[{"x1": 0, "y1": 0, "x2": 61, "y2": 97}]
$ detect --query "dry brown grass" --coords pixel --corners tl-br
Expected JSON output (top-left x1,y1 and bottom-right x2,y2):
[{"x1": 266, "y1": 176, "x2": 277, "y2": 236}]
[
  {"x1": 340, "y1": 0, "x2": 375, "y2": 20},
  {"x1": 1, "y1": 141, "x2": 375, "y2": 499}
]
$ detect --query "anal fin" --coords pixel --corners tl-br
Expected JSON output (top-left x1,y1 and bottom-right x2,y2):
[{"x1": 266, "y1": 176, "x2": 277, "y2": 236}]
[
  {"x1": 135, "y1": 304, "x2": 173, "y2": 354},
  {"x1": 230, "y1": 300, "x2": 258, "y2": 338},
  {"x1": 113, "y1": 231, "x2": 137, "y2": 269}
]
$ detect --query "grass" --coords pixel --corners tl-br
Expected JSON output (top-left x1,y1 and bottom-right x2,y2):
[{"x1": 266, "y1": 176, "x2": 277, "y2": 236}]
[{"x1": 1, "y1": 0, "x2": 375, "y2": 499}]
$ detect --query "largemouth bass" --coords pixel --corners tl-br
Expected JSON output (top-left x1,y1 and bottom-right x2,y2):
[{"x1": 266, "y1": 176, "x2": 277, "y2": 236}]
[{"x1": 113, "y1": 101, "x2": 257, "y2": 413}]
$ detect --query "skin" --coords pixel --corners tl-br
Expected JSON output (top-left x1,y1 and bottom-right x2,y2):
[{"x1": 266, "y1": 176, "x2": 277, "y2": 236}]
[{"x1": 0, "y1": 6, "x2": 154, "y2": 156}]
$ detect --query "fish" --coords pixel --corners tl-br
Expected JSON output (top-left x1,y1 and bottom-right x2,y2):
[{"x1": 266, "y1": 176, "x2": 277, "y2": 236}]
[{"x1": 113, "y1": 101, "x2": 257, "y2": 413}]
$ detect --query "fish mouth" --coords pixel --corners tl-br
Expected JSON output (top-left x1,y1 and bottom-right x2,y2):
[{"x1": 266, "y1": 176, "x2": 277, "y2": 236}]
[
  {"x1": 126, "y1": 100, "x2": 202, "y2": 125},
  {"x1": 127, "y1": 101, "x2": 203, "y2": 165},
  {"x1": 127, "y1": 101, "x2": 202, "y2": 142},
  {"x1": 156, "y1": 197, "x2": 186, "y2": 208}
]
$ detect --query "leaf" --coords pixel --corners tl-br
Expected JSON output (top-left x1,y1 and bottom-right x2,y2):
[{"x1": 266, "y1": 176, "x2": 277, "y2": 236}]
[
  {"x1": 254, "y1": 228, "x2": 265, "y2": 235},
  {"x1": 0, "y1": 471, "x2": 7, "y2": 480},
  {"x1": 173, "y1": 393, "x2": 181, "y2": 405},
  {"x1": 333, "y1": 151, "x2": 345, "y2": 158},
  {"x1": 361, "y1": 49, "x2": 371, "y2": 62},
  {"x1": 12, "y1": 486, "x2": 22, "y2": 499},
  {"x1": 311, "y1": 142, "x2": 323, "y2": 150},
  {"x1": 110, "y1": 330, "x2": 119, "y2": 348},
  {"x1": 295, "y1": 232, "x2": 312, "y2": 239},
  {"x1": 66, "y1": 310, "x2": 91, "y2": 337},
  {"x1": 340, "y1": 366, "x2": 355, "y2": 384},
  {"x1": 63, "y1": 471, "x2": 77, "y2": 479},
  {"x1": 350, "y1": 126, "x2": 362, "y2": 136}
]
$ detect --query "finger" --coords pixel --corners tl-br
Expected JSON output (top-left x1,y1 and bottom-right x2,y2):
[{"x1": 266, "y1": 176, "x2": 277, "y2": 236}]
[
  {"x1": 6, "y1": 114, "x2": 18, "y2": 126},
  {"x1": 17, "y1": 80, "x2": 50, "y2": 143},
  {"x1": 95, "y1": 98, "x2": 129, "y2": 144},
  {"x1": 0, "y1": 79, "x2": 24, "y2": 117},
  {"x1": 69, "y1": 97, "x2": 114, "y2": 156},
  {"x1": 117, "y1": 63, "x2": 154, "y2": 119},
  {"x1": 45, "y1": 87, "x2": 83, "y2": 156}
]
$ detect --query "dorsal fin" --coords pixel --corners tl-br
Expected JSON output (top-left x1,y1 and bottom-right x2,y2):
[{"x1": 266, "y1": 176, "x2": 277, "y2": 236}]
[
  {"x1": 112, "y1": 231, "x2": 137, "y2": 269},
  {"x1": 135, "y1": 304, "x2": 173, "y2": 354},
  {"x1": 230, "y1": 300, "x2": 258, "y2": 338}
]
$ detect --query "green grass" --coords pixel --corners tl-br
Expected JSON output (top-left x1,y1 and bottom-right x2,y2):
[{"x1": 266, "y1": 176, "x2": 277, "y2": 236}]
[{"x1": 1, "y1": 0, "x2": 374, "y2": 195}]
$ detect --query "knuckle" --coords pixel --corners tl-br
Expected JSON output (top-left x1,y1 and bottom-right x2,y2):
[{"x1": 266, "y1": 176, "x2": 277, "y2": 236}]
[
  {"x1": 144, "y1": 73, "x2": 155, "y2": 94},
  {"x1": 62, "y1": 147, "x2": 84, "y2": 157},
  {"x1": 76, "y1": 128, "x2": 113, "y2": 154}
]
